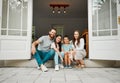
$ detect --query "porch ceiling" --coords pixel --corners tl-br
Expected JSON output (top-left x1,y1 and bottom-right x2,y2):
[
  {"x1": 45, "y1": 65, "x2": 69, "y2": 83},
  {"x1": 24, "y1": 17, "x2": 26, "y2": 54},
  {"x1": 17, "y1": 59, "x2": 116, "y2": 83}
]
[{"x1": 33, "y1": 0, "x2": 88, "y2": 18}]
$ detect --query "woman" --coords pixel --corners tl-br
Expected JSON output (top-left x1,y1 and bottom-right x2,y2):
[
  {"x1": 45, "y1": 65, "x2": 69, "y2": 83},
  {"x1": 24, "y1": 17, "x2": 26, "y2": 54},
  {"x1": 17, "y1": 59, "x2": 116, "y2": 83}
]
[
  {"x1": 51, "y1": 35, "x2": 64, "y2": 71},
  {"x1": 72, "y1": 30, "x2": 86, "y2": 68}
]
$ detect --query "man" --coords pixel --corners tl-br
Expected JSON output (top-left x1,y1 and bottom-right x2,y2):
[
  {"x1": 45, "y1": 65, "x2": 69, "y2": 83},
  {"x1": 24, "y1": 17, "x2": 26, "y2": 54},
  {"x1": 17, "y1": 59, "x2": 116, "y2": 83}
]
[{"x1": 31, "y1": 28, "x2": 56, "y2": 72}]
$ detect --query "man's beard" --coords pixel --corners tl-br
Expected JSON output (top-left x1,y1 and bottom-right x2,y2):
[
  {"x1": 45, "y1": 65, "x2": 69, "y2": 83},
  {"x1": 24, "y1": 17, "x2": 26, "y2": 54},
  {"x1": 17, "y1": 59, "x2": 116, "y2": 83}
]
[{"x1": 49, "y1": 34, "x2": 54, "y2": 39}]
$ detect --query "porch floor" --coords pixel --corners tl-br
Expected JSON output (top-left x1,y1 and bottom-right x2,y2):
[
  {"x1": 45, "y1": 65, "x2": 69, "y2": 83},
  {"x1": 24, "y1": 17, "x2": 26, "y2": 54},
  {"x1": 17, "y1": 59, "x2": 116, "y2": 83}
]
[{"x1": 0, "y1": 67, "x2": 120, "y2": 83}]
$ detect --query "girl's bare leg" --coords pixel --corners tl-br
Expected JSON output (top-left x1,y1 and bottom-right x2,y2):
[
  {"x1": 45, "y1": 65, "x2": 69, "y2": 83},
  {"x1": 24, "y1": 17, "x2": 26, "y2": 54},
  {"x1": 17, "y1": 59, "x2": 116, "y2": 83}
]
[
  {"x1": 64, "y1": 54, "x2": 68, "y2": 66},
  {"x1": 68, "y1": 55, "x2": 71, "y2": 66}
]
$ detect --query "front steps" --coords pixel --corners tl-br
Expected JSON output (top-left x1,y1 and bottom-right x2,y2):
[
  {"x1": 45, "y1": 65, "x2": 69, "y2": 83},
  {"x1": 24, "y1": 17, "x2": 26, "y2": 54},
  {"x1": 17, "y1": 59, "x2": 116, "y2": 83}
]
[{"x1": 1, "y1": 58, "x2": 119, "y2": 68}]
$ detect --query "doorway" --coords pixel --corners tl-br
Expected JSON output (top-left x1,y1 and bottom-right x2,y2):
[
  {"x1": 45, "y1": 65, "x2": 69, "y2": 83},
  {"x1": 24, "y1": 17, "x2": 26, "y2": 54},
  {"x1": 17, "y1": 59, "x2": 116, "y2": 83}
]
[{"x1": 33, "y1": 0, "x2": 89, "y2": 58}]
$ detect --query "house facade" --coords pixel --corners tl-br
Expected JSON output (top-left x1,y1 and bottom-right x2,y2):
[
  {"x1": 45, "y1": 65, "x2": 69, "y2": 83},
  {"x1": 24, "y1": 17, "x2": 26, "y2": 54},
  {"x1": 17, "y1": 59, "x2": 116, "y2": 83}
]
[{"x1": 0, "y1": 0, "x2": 120, "y2": 67}]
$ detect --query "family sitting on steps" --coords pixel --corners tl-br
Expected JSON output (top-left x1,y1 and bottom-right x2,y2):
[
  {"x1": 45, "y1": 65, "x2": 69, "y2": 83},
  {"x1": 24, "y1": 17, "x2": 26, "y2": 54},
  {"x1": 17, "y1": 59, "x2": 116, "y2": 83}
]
[{"x1": 31, "y1": 28, "x2": 86, "y2": 72}]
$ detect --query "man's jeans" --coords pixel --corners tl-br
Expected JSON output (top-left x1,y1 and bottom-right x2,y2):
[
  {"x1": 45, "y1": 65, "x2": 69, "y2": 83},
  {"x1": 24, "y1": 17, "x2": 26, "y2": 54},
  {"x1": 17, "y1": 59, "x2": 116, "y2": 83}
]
[
  {"x1": 33, "y1": 49, "x2": 55, "y2": 66},
  {"x1": 54, "y1": 52, "x2": 64, "y2": 65}
]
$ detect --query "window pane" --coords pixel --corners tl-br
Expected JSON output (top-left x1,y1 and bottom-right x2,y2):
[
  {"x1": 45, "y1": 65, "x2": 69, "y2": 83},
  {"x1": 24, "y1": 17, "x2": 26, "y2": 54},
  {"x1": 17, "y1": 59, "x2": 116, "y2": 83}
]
[
  {"x1": 111, "y1": 0, "x2": 117, "y2": 29},
  {"x1": 112, "y1": 30, "x2": 117, "y2": 35},
  {"x1": 98, "y1": 31, "x2": 110, "y2": 36},
  {"x1": 52, "y1": 25, "x2": 64, "y2": 36},
  {"x1": 57, "y1": 28, "x2": 63, "y2": 35},
  {"x1": 98, "y1": 0, "x2": 110, "y2": 30},
  {"x1": 22, "y1": 31, "x2": 27, "y2": 36},
  {"x1": 1, "y1": 30, "x2": 7, "y2": 35},
  {"x1": 92, "y1": 0, "x2": 118, "y2": 37},
  {"x1": 92, "y1": 10, "x2": 97, "y2": 30},
  {"x1": 22, "y1": 2, "x2": 28, "y2": 31},
  {"x1": 2, "y1": 0, "x2": 8, "y2": 29},
  {"x1": 8, "y1": 30, "x2": 20, "y2": 36},
  {"x1": 8, "y1": 2, "x2": 21, "y2": 29},
  {"x1": 92, "y1": 31, "x2": 97, "y2": 36}
]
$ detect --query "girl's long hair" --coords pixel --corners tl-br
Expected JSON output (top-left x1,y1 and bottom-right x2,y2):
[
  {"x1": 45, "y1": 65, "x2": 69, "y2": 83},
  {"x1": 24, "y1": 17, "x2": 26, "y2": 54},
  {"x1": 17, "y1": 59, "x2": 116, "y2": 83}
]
[
  {"x1": 72, "y1": 30, "x2": 81, "y2": 48},
  {"x1": 54, "y1": 34, "x2": 62, "y2": 51}
]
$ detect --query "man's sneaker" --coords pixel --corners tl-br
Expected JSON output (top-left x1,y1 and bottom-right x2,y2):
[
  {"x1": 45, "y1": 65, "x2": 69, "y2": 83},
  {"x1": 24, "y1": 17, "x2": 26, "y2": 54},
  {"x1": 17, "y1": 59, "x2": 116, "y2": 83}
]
[
  {"x1": 55, "y1": 65, "x2": 59, "y2": 71},
  {"x1": 59, "y1": 64, "x2": 64, "y2": 69},
  {"x1": 40, "y1": 64, "x2": 48, "y2": 72}
]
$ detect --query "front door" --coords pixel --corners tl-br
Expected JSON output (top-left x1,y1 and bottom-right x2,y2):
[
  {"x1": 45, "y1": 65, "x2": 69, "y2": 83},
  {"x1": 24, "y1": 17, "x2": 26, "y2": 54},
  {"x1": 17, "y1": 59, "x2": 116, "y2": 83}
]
[
  {"x1": 0, "y1": 0, "x2": 33, "y2": 60},
  {"x1": 88, "y1": 0, "x2": 120, "y2": 60}
]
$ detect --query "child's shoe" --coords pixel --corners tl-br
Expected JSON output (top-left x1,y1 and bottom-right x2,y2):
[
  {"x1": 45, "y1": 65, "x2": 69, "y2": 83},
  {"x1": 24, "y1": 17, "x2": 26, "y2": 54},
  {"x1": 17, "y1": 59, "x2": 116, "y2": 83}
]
[
  {"x1": 64, "y1": 65, "x2": 68, "y2": 69},
  {"x1": 55, "y1": 65, "x2": 59, "y2": 71},
  {"x1": 59, "y1": 64, "x2": 64, "y2": 69},
  {"x1": 68, "y1": 65, "x2": 72, "y2": 69}
]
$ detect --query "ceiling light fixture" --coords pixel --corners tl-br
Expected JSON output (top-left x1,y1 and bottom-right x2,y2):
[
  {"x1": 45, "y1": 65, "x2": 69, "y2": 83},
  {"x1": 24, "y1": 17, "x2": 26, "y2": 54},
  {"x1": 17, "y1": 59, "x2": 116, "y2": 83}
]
[{"x1": 50, "y1": 3, "x2": 69, "y2": 14}]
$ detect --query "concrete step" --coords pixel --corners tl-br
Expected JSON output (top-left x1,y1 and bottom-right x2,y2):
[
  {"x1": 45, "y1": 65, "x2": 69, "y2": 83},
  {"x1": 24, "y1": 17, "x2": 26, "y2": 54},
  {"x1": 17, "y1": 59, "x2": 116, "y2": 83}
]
[{"x1": 2, "y1": 58, "x2": 119, "y2": 68}]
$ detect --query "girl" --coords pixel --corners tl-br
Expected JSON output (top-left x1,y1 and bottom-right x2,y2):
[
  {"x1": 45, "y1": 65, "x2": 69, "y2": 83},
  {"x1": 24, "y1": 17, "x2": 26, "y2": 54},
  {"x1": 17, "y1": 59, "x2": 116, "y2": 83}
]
[
  {"x1": 62, "y1": 35, "x2": 73, "y2": 68},
  {"x1": 51, "y1": 35, "x2": 64, "y2": 71},
  {"x1": 72, "y1": 30, "x2": 86, "y2": 68}
]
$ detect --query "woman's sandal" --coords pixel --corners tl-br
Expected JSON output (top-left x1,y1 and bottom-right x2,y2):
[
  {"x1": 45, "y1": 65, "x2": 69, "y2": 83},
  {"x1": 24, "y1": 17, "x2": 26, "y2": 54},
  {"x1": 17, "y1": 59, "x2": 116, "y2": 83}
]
[
  {"x1": 78, "y1": 64, "x2": 81, "y2": 68},
  {"x1": 74, "y1": 64, "x2": 81, "y2": 68},
  {"x1": 81, "y1": 64, "x2": 85, "y2": 68}
]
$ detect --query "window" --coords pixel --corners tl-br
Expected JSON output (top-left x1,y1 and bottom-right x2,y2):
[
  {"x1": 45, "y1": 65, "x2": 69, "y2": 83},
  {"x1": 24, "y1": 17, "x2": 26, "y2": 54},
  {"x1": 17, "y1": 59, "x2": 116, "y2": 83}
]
[
  {"x1": 1, "y1": 0, "x2": 28, "y2": 36},
  {"x1": 52, "y1": 24, "x2": 64, "y2": 37},
  {"x1": 92, "y1": 0, "x2": 118, "y2": 37}
]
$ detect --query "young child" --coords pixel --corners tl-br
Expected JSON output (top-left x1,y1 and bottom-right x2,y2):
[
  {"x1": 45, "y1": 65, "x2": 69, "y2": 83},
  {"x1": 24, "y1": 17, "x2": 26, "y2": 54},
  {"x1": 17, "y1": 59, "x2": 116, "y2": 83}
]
[
  {"x1": 62, "y1": 35, "x2": 73, "y2": 69},
  {"x1": 51, "y1": 35, "x2": 64, "y2": 71}
]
